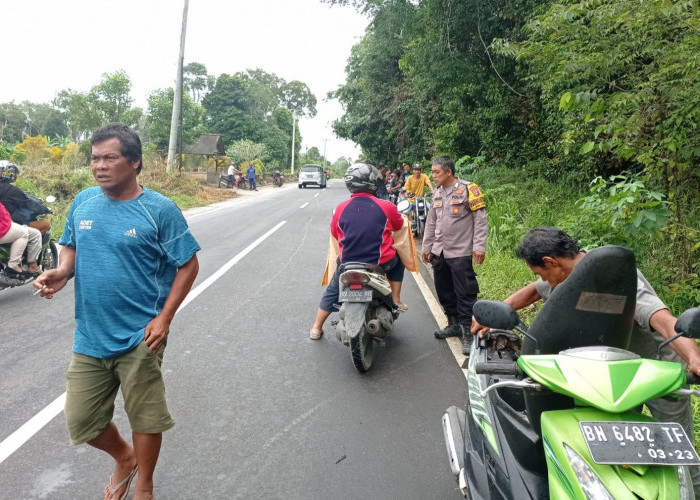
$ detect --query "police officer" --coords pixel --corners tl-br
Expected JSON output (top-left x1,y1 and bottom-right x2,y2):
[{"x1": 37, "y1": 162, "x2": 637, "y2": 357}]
[{"x1": 421, "y1": 156, "x2": 487, "y2": 355}]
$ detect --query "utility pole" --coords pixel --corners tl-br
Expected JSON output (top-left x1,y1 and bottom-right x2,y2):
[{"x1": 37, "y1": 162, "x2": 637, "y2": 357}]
[
  {"x1": 290, "y1": 115, "x2": 296, "y2": 174},
  {"x1": 167, "y1": 0, "x2": 189, "y2": 172},
  {"x1": 322, "y1": 138, "x2": 328, "y2": 170}
]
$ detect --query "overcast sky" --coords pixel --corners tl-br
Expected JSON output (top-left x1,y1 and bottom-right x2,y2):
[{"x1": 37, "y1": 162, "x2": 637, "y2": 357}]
[{"x1": 2, "y1": 0, "x2": 368, "y2": 161}]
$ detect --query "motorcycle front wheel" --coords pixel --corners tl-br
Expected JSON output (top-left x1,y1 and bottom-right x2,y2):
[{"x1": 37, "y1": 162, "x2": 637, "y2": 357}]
[
  {"x1": 238, "y1": 180, "x2": 249, "y2": 190},
  {"x1": 41, "y1": 241, "x2": 58, "y2": 271},
  {"x1": 350, "y1": 327, "x2": 374, "y2": 373}
]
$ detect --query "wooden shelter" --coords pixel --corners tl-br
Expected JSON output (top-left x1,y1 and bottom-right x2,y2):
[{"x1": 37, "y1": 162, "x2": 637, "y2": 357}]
[{"x1": 186, "y1": 133, "x2": 227, "y2": 171}]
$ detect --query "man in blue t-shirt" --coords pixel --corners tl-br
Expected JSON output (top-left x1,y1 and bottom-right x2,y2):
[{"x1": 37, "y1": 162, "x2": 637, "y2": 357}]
[
  {"x1": 35, "y1": 123, "x2": 200, "y2": 500},
  {"x1": 247, "y1": 164, "x2": 258, "y2": 191}
]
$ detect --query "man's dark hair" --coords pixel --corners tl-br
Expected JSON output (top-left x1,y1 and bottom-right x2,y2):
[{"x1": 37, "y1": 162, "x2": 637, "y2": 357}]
[
  {"x1": 431, "y1": 156, "x2": 455, "y2": 175},
  {"x1": 515, "y1": 227, "x2": 580, "y2": 267},
  {"x1": 378, "y1": 163, "x2": 386, "y2": 170},
  {"x1": 91, "y1": 123, "x2": 143, "y2": 174}
]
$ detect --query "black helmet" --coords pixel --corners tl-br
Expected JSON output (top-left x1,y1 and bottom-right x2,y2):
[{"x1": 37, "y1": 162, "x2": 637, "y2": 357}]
[
  {"x1": 344, "y1": 163, "x2": 379, "y2": 194},
  {"x1": 0, "y1": 161, "x2": 19, "y2": 183}
]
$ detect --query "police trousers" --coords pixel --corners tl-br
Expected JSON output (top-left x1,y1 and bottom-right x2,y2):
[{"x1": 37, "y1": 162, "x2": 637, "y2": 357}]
[{"x1": 430, "y1": 252, "x2": 479, "y2": 327}]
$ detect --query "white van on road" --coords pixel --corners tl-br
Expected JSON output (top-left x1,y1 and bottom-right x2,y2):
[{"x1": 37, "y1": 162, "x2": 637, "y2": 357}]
[{"x1": 298, "y1": 164, "x2": 327, "y2": 189}]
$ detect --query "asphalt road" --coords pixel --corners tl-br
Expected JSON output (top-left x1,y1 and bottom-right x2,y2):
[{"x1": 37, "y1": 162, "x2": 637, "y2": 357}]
[{"x1": 0, "y1": 180, "x2": 468, "y2": 499}]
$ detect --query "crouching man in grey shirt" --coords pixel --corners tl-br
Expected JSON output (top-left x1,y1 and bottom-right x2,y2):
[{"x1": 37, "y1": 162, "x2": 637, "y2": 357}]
[{"x1": 471, "y1": 226, "x2": 700, "y2": 495}]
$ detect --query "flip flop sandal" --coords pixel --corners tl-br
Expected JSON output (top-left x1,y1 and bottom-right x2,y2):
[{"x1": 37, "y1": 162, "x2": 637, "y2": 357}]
[{"x1": 105, "y1": 465, "x2": 138, "y2": 500}]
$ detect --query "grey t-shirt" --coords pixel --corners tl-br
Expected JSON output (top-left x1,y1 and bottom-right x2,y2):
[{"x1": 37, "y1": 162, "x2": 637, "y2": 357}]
[{"x1": 533, "y1": 270, "x2": 680, "y2": 362}]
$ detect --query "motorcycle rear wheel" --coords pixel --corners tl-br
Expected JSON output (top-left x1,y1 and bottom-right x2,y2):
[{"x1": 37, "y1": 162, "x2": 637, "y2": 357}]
[
  {"x1": 219, "y1": 178, "x2": 230, "y2": 189},
  {"x1": 350, "y1": 327, "x2": 374, "y2": 372},
  {"x1": 41, "y1": 241, "x2": 58, "y2": 271}
]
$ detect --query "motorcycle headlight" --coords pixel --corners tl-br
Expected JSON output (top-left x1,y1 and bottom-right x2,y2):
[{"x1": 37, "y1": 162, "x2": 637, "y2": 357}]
[
  {"x1": 679, "y1": 466, "x2": 695, "y2": 500},
  {"x1": 563, "y1": 444, "x2": 614, "y2": 500}
]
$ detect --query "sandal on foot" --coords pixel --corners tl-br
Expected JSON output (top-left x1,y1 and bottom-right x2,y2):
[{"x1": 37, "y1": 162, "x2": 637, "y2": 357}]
[
  {"x1": 105, "y1": 465, "x2": 138, "y2": 500},
  {"x1": 309, "y1": 328, "x2": 323, "y2": 340}
]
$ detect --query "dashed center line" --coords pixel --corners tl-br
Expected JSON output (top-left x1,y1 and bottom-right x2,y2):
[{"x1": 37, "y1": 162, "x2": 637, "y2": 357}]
[{"x1": 299, "y1": 202, "x2": 309, "y2": 209}]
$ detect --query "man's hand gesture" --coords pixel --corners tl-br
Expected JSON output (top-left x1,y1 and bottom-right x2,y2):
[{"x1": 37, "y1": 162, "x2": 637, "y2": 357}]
[{"x1": 34, "y1": 269, "x2": 70, "y2": 299}]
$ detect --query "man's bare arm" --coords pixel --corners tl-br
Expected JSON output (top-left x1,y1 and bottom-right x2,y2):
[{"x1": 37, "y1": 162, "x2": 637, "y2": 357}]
[
  {"x1": 144, "y1": 255, "x2": 200, "y2": 350},
  {"x1": 471, "y1": 283, "x2": 542, "y2": 336},
  {"x1": 650, "y1": 308, "x2": 700, "y2": 376},
  {"x1": 34, "y1": 246, "x2": 76, "y2": 299}
]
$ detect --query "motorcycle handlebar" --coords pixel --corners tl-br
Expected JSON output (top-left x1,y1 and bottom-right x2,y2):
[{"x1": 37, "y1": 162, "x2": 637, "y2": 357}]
[
  {"x1": 475, "y1": 362, "x2": 521, "y2": 377},
  {"x1": 686, "y1": 372, "x2": 700, "y2": 385}
]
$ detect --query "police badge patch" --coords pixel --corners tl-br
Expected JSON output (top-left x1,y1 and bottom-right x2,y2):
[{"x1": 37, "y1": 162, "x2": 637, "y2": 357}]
[{"x1": 467, "y1": 182, "x2": 486, "y2": 211}]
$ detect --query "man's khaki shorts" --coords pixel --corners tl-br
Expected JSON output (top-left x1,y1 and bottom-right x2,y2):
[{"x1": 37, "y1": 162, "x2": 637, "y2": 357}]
[{"x1": 65, "y1": 341, "x2": 175, "y2": 445}]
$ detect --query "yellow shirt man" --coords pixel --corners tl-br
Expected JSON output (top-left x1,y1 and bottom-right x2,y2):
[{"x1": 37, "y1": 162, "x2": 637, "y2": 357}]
[{"x1": 404, "y1": 171, "x2": 433, "y2": 198}]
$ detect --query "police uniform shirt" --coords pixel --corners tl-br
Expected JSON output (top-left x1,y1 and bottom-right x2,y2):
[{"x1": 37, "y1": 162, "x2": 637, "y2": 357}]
[{"x1": 421, "y1": 179, "x2": 487, "y2": 258}]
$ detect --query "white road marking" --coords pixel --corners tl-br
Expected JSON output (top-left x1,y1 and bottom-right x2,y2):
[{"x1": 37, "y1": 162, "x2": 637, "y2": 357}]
[
  {"x1": 0, "y1": 221, "x2": 287, "y2": 465},
  {"x1": 314, "y1": 193, "x2": 320, "y2": 198},
  {"x1": 409, "y1": 270, "x2": 469, "y2": 379},
  {"x1": 0, "y1": 393, "x2": 66, "y2": 464},
  {"x1": 299, "y1": 202, "x2": 309, "y2": 209}
]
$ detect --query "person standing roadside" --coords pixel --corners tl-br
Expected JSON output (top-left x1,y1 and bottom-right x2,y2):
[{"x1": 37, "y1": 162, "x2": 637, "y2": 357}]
[
  {"x1": 402, "y1": 162, "x2": 411, "y2": 182},
  {"x1": 375, "y1": 164, "x2": 389, "y2": 200},
  {"x1": 247, "y1": 163, "x2": 258, "y2": 191},
  {"x1": 421, "y1": 156, "x2": 487, "y2": 355},
  {"x1": 34, "y1": 123, "x2": 200, "y2": 500},
  {"x1": 227, "y1": 162, "x2": 239, "y2": 187}
]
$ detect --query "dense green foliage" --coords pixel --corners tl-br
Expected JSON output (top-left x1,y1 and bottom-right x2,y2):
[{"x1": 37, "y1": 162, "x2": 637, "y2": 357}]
[{"x1": 328, "y1": 0, "x2": 699, "y2": 309}]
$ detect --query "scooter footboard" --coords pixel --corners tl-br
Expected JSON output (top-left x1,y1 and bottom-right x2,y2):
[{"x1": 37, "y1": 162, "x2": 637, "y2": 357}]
[{"x1": 541, "y1": 408, "x2": 686, "y2": 500}]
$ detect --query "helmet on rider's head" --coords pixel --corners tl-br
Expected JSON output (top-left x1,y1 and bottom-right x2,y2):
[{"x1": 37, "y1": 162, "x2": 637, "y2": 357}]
[
  {"x1": 344, "y1": 163, "x2": 379, "y2": 194},
  {"x1": 0, "y1": 161, "x2": 19, "y2": 183}
]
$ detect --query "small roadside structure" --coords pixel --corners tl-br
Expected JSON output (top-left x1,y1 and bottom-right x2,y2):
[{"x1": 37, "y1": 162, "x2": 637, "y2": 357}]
[{"x1": 185, "y1": 133, "x2": 228, "y2": 184}]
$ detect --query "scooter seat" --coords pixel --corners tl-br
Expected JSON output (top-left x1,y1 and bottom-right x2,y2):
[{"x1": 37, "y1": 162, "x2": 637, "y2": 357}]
[{"x1": 339, "y1": 262, "x2": 386, "y2": 275}]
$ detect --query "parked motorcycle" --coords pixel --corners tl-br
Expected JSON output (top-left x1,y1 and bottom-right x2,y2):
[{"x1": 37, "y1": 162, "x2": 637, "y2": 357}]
[
  {"x1": 0, "y1": 196, "x2": 58, "y2": 291},
  {"x1": 272, "y1": 171, "x2": 284, "y2": 187},
  {"x1": 396, "y1": 190, "x2": 430, "y2": 238},
  {"x1": 219, "y1": 174, "x2": 249, "y2": 190},
  {"x1": 334, "y1": 262, "x2": 400, "y2": 373},
  {"x1": 441, "y1": 246, "x2": 700, "y2": 499}
]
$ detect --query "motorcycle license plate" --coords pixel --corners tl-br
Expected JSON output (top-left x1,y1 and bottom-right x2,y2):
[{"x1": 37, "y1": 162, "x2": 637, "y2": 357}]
[
  {"x1": 579, "y1": 421, "x2": 700, "y2": 465},
  {"x1": 339, "y1": 289, "x2": 373, "y2": 302}
]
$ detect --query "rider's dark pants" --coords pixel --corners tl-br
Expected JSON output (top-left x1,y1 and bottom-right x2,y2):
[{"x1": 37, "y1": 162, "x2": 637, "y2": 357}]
[{"x1": 431, "y1": 252, "x2": 479, "y2": 327}]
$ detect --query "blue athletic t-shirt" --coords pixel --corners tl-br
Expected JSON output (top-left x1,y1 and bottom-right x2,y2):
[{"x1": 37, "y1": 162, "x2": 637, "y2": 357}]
[{"x1": 59, "y1": 186, "x2": 200, "y2": 358}]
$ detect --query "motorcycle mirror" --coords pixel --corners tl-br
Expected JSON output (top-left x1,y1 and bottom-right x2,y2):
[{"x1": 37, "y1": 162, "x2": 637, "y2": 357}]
[
  {"x1": 397, "y1": 200, "x2": 410, "y2": 212},
  {"x1": 675, "y1": 308, "x2": 700, "y2": 339},
  {"x1": 473, "y1": 300, "x2": 520, "y2": 330},
  {"x1": 45, "y1": 195, "x2": 56, "y2": 203}
]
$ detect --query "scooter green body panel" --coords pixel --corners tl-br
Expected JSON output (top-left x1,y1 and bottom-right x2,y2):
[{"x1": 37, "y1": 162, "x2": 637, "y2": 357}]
[
  {"x1": 517, "y1": 355, "x2": 686, "y2": 413},
  {"x1": 542, "y1": 408, "x2": 681, "y2": 500}
]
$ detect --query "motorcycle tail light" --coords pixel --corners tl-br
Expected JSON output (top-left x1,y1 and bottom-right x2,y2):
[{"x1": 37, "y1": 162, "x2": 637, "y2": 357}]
[{"x1": 340, "y1": 272, "x2": 369, "y2": 286}]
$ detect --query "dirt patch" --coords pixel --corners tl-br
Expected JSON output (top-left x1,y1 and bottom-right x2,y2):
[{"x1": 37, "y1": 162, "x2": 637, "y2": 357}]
[{"x1": 196, "y1": 186, "x2": 238, "y2": 203}]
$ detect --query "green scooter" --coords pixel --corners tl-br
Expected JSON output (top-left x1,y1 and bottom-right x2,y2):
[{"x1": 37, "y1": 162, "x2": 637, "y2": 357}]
[{"x1": 442, "y1": 246, "x2": 700, "y2": 499}]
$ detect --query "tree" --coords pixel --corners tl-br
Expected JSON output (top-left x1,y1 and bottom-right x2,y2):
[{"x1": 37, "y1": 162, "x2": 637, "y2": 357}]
[
  {"x1": 225, "y1": 139, "x2": 268, "y2": 165},
  {"x1": 146, "y1": 88, "x2": 205, "y2": 149},
  {"x1": 183, "y1": 62, "x2": 214, "y2": 104},
  {"x1": 53, "y1": 90, "x2": 101, "y2": 142},
  {"x1": 280, "y1": 80, "x2": 317, "y2": 118},
  {"x1": 89, "y1": 70, "x2": 140, "y2": 125},
  {"x1": 0, "y1": 102, "x2": 28, "y2": 143}
]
